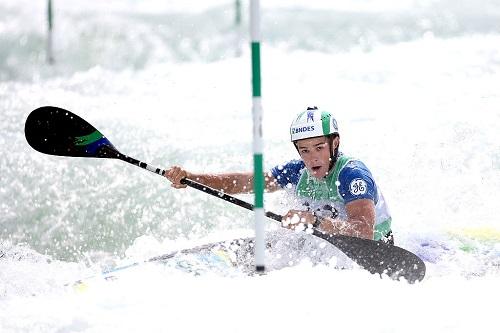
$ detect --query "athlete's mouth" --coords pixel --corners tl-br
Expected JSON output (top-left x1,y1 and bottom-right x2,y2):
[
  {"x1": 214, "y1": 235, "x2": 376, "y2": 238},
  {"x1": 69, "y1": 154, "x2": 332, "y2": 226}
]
[{"x1": 311, "y1": 166, "x2": 322, "y2": 172}]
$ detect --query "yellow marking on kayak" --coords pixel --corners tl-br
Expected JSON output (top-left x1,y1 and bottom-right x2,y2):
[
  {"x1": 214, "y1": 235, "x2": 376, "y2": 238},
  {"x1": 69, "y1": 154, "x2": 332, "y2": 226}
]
[
  {"x1": 73, "y1": 280, "x2": 89, "y2": 293},
  {"x1": 212, "y1": 249, "x2": 237, "y2": 266},
  {"x1": 449, "y1": 227, "x2": 500, "y2": 242}
]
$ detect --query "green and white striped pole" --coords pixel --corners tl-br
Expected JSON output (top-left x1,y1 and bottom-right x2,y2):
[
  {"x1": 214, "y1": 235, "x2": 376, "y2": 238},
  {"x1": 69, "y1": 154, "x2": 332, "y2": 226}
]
[
  {"x1": 47, "y1": 0, "x2": 54, "y2": 64},
  {"x1": 235, "y1": 0, "x2": 241, "y2": 27},
  {"x1": 250, "y1": 0, "x2": 265, "y2": 272}
]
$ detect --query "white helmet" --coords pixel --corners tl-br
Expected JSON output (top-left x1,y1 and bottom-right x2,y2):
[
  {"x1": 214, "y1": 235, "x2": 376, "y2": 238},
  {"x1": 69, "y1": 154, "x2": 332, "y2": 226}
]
[{"x1": 290, "y1": 106, "x2": 339, "y2": 142}]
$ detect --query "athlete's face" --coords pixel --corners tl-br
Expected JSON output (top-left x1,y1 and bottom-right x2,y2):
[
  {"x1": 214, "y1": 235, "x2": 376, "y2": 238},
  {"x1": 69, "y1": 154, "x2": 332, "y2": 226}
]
[{"x1": 296, "y1": 136, "x2": 338, "y2": 179}]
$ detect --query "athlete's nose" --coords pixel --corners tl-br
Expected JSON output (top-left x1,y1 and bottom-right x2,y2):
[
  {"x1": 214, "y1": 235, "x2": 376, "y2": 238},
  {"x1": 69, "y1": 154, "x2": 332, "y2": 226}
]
[{"x1": 311, "y1": 150, "x2": 321, "y2": 161}]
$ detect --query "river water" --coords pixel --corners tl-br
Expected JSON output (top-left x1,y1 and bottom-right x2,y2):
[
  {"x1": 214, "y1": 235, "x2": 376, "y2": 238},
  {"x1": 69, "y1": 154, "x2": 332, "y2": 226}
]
[{"x1": 1, "y1": 0, "x2": 499, "y2": 332}]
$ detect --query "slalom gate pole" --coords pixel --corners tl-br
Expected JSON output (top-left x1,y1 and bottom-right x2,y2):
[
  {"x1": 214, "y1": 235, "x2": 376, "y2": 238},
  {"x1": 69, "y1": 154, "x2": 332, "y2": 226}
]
[
  {"x1": 235, "y1": 0, "x2": 241, "y2": 26},
  {"x1": 250, "y1": 0, "x2": 265, "y2": 272},
  {"x1": 47, "y1": 0, "x2": 54, "y2": 64}
]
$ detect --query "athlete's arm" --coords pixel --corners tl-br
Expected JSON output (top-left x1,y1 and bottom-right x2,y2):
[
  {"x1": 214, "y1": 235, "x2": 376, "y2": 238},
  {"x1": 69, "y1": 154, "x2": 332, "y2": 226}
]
[
  {"x1": 318, "y1": 160, "x2": 377, "y2": 239},
  {"x1": 165, "y1": 166, "x2": 280, "y2": 194},
  {"x1": 281, "y1": 199, "x2": 375, "y2": 240},
  {"x1": 319, "y1": 199, "x2": 375, "y2": 239}
]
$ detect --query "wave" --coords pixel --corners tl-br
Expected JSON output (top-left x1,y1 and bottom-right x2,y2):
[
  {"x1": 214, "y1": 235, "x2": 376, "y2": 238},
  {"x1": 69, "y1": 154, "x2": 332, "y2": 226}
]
[{"x1": 1, "y1": 0, "x2": 499, "y2": 81}]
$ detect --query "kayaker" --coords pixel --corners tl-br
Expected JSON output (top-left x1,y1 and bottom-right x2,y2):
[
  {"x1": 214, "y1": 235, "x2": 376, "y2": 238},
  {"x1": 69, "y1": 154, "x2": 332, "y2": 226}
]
[{"x1": 165, "y1": 106, "x2": 393, "y2": 244}]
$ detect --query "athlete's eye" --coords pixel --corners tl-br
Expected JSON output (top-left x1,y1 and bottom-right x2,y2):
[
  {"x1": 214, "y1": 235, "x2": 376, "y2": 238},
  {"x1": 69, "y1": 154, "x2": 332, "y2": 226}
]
[{"x1": 316, "y1": 143, "x2": 327, "y2": 151}]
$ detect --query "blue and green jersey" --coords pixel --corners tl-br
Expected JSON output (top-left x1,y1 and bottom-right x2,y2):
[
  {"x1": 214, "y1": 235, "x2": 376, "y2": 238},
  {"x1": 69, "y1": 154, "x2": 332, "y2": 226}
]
[{"x1": 270, "y1": 154, "x2": 392, "y2": 240}]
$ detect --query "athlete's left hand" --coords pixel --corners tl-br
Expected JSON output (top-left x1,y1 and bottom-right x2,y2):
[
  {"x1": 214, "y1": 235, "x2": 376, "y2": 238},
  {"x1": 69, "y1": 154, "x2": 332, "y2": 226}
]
[{"x1": 281, "y1": 210, "x2": 315, "y2": 231}]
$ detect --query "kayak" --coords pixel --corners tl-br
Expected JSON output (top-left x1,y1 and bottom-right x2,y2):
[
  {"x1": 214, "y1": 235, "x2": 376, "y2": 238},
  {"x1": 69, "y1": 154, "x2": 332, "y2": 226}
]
[
  {"x1": 412, "y1": 227, "x2": 500, "y2": 277},
  {"x1": 72, "y1": 226, "x2": 499, "y2": 291},
  {"x1": 73, "y1": 238, "x2": 252, "y2": 291},
  {"x1": 72, "y1": 231, "x2": 353, "y2": 291}
]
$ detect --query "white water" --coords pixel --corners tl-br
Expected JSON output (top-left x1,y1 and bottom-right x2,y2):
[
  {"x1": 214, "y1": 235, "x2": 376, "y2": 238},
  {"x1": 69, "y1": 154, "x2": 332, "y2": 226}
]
[{"x1": 1, "y1": 0, "x2": 500, "y2": 332}]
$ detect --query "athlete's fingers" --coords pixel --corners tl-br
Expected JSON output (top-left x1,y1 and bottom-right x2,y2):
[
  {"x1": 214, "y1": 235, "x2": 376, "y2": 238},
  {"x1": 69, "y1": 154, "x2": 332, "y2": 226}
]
[
  {"x1": 171, "y1": 166, "x2": 185, "y2": 182},
  {"x1": 281, "y1": 210, "x2": 315, "y2": 230},
  {"x1": 165, "y1": 166, "x2": 188, "y2": 188},
  {"x1": 281, "y1": 210, "x2": 302, "y2": 228}
]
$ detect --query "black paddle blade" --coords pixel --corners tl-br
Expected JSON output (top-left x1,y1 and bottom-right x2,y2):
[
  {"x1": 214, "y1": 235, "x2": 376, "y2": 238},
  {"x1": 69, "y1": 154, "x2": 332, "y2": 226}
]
[
  {"x1": 313, "y1": 230, "x2": 426, "y2": 283},
  {"x1": 25, "y1": 106, "x2": 118, "y2": 158}
]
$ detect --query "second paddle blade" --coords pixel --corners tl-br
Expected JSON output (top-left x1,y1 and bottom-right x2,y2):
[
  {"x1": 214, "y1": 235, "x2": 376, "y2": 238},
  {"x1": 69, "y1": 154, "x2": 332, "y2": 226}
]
[{"x1": 25, "y1": 106, "x2": 117, "y2": 158}]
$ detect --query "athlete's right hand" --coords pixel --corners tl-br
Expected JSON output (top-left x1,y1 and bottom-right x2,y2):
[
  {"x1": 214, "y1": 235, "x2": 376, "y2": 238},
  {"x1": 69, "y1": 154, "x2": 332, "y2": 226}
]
[{"x1": 165, "y1": 166, "x2": 189, "y2": 189}]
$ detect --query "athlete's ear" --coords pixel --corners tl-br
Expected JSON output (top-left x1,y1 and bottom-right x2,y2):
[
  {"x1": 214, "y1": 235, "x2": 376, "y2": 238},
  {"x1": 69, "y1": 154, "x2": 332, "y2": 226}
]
[{"x1": 332, "y1": 136, "x2": 340, "y2": 149}]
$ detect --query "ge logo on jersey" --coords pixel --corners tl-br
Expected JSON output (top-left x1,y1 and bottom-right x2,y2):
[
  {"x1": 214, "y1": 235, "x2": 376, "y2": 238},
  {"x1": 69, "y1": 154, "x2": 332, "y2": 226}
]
[{"x1": 349, "y1": 178, "x2": 367, "y2": 195}]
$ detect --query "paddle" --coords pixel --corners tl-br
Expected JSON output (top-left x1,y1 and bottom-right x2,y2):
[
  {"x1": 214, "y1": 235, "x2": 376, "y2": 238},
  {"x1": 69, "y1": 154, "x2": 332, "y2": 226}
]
[{"x1": 25, "y1": 106, "x2": 426, "y2": 283}]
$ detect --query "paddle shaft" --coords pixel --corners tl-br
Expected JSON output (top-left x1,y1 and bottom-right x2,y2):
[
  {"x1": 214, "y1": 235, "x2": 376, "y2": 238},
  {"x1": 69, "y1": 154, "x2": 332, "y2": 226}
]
[{"x1": 109, "y1": 146, "x2": 283, "y2": 222}]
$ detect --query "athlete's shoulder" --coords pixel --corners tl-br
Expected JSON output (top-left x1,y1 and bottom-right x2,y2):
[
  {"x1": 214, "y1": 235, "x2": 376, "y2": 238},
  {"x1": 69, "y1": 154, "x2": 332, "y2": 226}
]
[
  {"x1": 270, "y1": 159, "x2": 305, "y2": 188},
  {"x1": 342, "y1": 159, "x2": 373, "y2": 177},
  {"x1": 337, "y1": 158, "x2": 377, "y2": 203}
]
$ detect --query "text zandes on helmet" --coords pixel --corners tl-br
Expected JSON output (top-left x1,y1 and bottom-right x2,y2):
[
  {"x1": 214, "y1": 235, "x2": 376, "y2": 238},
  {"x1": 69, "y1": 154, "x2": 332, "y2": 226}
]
[{"x1": 291, "y1": 125, "x2": 315, "y2": 134}]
